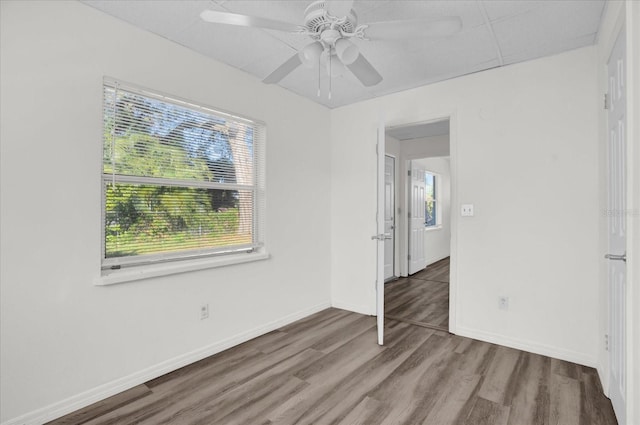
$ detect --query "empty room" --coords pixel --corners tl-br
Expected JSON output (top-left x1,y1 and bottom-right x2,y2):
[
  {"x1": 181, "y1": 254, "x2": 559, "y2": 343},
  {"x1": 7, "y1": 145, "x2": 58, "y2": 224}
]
[{"x1": 1, "y1": 1, "x2": 639, "y2": 425}]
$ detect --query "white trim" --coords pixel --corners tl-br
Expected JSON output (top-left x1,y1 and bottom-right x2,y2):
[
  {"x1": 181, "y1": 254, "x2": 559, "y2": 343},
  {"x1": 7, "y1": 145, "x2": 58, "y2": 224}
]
[
  {"x1": 424, "y1": 225, "x2": 443, "y2": 232},
  {"x1": 95, "y1": 251, "x2": 270, "y2": 285},
  {"x1": 448, "y1": 110, "x2": 459, "y2": 335},
  {"x1": 376, "y1": 121, "x2": 386, "y2": 345},
  {"x1": 104, "y1": 174, "x2": 255, "y2": 192},
  {"x1": 425, "y1": 254, "x2": 450, "y2": 267},
  {"x1": 0, "y1": 301, "x2": 331, "y2": 425},
  {"x1": 455, "y1": 325, "x2": 598, "y2": 368}
]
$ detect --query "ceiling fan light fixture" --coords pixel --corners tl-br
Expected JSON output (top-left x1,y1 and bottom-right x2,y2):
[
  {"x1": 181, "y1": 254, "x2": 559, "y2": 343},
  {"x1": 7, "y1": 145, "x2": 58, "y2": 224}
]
[
  {"x1": 335, "y1": 38, "x2": 358, "y2": 65},
  {"x1": 299, "y1": 41, "x2": 324, "y2": 68},
  {"x1": 200, "y1": 2, "x2": 464, "y2": 94}
]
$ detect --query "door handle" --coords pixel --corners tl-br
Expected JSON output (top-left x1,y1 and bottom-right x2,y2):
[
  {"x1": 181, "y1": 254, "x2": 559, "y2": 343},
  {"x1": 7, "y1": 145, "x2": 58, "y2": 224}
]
[
  {"x1": 371, "y1": 233, "x2": 393, "y2": 241},
  {"x1": 605, "y1": 252, "x2": 626, "y2": 262}
]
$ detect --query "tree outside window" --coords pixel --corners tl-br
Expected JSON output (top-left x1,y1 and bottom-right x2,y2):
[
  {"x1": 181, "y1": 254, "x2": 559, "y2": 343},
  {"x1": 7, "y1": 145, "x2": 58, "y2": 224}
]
[
  {"x1": 425, "y1": 173, "x2": 437, "y2": 227},
  {"x1": 102, "y1": 79, "x2": 264, "y2": 270}
]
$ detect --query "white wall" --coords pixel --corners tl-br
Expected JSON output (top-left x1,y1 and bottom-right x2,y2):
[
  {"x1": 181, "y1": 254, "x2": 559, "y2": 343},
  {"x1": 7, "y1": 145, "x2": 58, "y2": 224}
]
[
  {"x1": 402, "y1": 135, "x2": 450, "y2": 159},
  {"x1": 330, "y1": 46, "x2": 601, "y2": 366},
  {"x1": 0, "y1": 2, "x2": 331, "y2": 423},
  {"x1": 415, "y1": 157, "x2": 451, "y2": 266}
]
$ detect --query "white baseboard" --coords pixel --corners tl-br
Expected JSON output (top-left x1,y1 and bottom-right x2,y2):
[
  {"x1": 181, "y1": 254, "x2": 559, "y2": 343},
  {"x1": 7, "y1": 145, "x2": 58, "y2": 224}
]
[
  {"x1": 455, "y1": 325, "x2": 597, "y2": 368},
  {"x1": 331, "y1": 300, "x2": 375, "y2": 316},
  {"x1": 2, "y1": 301, "x2": 331, "y2": 425},
  {"x1": 597, "y1": 357, "x2": 610, "y2": 395},
  {"x1": 426, "y1": 254, "x2": 449, "y2": 266}
]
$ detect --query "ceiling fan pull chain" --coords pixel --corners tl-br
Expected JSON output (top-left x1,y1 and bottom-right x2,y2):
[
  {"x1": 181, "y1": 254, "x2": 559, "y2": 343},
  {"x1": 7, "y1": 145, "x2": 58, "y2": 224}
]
[
  {"x1": 328, "y1": 53, "x2": 332, "y2": 100},
  {"x1": 317, "y1": 54, "x2": 321, "y2": 97}
]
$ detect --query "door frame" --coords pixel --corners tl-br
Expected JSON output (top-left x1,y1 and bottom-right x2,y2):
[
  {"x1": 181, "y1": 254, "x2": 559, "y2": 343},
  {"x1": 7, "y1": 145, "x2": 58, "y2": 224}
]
[
  {"x1": 381, "y1": 112, "x2": 459, "y2": 334},
  {"x1": 376, "y1": 122, "x2": 385, "y2": 345},
  {"x1": 384, "y1": 154, "x2": 397, "y2": 282}
]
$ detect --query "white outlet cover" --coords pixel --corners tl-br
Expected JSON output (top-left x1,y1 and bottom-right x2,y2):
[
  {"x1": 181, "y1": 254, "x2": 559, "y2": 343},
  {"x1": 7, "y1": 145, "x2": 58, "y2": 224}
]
[{"x1": 461, "y1": 204, "x2": 474, "y2": 217}]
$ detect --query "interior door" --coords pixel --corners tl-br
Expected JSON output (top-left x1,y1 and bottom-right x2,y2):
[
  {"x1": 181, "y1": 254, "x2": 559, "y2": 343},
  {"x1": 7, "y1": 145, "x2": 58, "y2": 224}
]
[
  {"x1": 606, "y1": 27, "x2": 627, "y2": 425},
  {"x1": 374, "y1": 123, "x2": 386, "y2": 345},
  {"x1": 384, "y1": 156, "x2": 395, "y2": 281},
  {"x1": 408, "y1": 161, "x2": 427, "y2": 274}
]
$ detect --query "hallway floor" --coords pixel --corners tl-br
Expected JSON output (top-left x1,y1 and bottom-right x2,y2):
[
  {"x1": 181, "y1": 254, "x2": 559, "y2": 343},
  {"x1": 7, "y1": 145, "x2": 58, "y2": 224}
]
[{"x1": 385, "y1": 257, "x2": 450, "y2": 330}]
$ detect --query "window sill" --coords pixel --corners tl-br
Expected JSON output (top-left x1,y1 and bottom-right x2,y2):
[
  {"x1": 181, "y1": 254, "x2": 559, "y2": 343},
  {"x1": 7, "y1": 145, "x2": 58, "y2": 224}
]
[
  {"x1": 424, "y1": 225, "x2": 443, "y2": 232},
  {"x1": 94, "y1": 251, "x2": 270, "y2": 286}
]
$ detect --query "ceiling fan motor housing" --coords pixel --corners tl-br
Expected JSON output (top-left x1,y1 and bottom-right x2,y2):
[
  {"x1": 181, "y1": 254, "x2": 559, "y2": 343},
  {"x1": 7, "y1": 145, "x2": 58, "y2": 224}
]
[{"x1": 304, "y1": 1, "x2": 358, "y2": 35}]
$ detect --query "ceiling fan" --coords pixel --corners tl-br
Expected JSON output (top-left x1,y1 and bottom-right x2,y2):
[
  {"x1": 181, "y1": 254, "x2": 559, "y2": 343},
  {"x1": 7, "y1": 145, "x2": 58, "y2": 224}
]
[{"x1": 200, "y1": 1, "x2": 462, "y2": 96}]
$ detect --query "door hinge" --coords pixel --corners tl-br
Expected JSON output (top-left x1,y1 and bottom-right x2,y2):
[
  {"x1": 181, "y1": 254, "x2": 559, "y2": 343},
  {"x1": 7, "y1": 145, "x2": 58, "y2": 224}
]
[
  {"x1": 604, "y1": 93, "x2": 609, "y2": 110},
  {"x1": 605, "y1": 334, "x2": 609, "y2": 351},
  {"x1": 407, "y1": 170, "x2": 411, "y2": 177},
  {"x1": 408, "y1": 254, "x2": 411, "y2": 260},
  {"x1": 408, "y1": 212, "x2": 411, "y2": 218}
]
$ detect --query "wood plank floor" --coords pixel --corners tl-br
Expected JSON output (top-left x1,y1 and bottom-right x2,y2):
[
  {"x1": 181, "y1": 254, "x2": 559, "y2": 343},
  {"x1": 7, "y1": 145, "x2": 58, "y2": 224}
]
[
  {"x1": 48, "y1": 307, "x2": 617, "y2": 425},
  {"x1": 385, "y1": 257, "x2": 450, "y2": 330}
]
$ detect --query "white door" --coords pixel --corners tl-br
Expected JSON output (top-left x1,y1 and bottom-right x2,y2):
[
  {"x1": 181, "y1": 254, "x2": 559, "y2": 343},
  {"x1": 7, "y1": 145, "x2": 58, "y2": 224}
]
[
  {"x1": 408, "y1": 161, "x2": 427, "y2": 274},
  {"x1": 606, "y1": 27, "x2": 627, "y2": 425},
  {"x1": 374, "y1": 123, "x2": 386, "y2": 345},
  {"x1": 384, "y1": 156, "x2": 395, "y2": 281}
]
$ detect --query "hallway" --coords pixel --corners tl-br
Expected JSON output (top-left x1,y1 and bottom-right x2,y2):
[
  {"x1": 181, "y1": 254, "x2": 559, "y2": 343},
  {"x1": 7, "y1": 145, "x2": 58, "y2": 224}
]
[{"x1": 385, "y1": 257, "x2": 450, "y2": 331}]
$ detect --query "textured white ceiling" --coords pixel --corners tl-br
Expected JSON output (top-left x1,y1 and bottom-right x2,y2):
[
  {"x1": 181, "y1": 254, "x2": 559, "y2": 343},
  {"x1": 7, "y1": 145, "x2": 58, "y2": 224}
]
[{"x1": 83, "y1": 0, "x2": 606, "y2": 109}]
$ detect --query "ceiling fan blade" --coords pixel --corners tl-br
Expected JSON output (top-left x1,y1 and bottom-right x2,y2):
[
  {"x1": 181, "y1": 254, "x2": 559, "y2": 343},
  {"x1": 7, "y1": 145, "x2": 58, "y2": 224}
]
[
  {"x1": 325, "y1": 0, "x2": 355, "y2": 17},
  {"x1": 263, "y1": 53, "x2": 303, "y2": 84},
  {"x1": 364, "y1": 16, "x2": 462, "y2": 40},
  {"x1": 347, "y1": 53, "x2": 383, "y2": 87},
  {"x1": 200, "y1": 10, "x2": 301, "y2": 33}
]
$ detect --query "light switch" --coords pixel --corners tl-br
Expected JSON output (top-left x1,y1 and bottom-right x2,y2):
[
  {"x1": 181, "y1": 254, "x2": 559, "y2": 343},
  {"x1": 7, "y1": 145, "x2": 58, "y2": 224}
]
[{"x1": 461, "y1": 204, "x2": 474, "y2": 217}]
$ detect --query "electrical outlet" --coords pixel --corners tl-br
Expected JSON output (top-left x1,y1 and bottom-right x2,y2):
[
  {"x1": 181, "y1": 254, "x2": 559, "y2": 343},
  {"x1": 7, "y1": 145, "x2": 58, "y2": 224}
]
[
  {"x1": 200, "y1": 304, "x2": 209, "y2": 320},
  {"x1": 498, "y1": 296, "x2": 509, "y2": 310},
  {"x1": 461, "y1": 204, "x2": 474, "y2": 217}
]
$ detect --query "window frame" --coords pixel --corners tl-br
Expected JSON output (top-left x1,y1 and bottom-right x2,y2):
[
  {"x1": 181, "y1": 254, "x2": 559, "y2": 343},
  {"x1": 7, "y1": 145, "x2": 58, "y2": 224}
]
[{"x1": 97, "y1": 78, "x2": 267, "y2": 284}]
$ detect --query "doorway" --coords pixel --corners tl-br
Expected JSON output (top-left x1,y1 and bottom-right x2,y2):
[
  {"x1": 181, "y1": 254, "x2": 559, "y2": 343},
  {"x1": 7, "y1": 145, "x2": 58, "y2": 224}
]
[
  {"x1": 385, "y1": 258, "x2": 450, "y2": 331},
  {"x1": 382, "y1": 119, "x2": 453, "y2": 332}
]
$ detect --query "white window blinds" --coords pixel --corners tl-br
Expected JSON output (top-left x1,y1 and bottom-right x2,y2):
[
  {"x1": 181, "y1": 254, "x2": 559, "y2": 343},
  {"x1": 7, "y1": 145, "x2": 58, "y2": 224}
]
[{"x1": 102, "y1": 78, "x2": 265, "y2": 269}]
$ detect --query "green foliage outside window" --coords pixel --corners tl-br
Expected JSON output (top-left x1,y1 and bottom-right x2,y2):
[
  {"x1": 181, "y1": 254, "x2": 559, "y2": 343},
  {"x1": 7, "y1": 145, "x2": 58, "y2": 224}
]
[
  {"x1": 103, "y1": 87, "x2": 254, "y2": 261},
  {"x1": 425, "y1": 173, "x2": 436, "y2": 227}
]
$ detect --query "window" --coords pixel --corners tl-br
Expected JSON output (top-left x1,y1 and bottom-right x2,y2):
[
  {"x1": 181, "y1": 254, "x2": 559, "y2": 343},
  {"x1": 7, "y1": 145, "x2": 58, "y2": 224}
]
[
  {"x1": 425, "y1": 172, "x2": 437, "y2": 227},
  {"x1": 102, "y1": 78, "x2": 265, "y2": 272}
]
